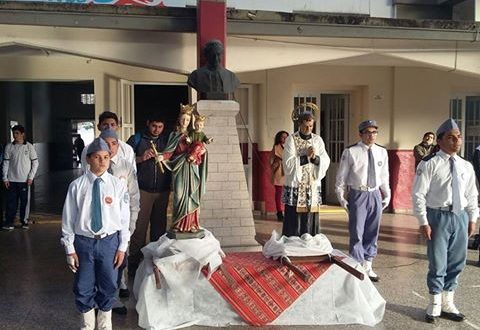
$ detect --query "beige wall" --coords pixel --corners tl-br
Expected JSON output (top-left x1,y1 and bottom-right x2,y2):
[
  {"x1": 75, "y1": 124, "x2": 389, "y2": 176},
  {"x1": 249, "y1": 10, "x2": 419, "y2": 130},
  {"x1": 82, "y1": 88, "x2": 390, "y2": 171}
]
[
  {"x1": 2, "y1": 54, "x2": 480, "y2": 151},
  {"x1": 239, "y1": 65, "x2": 395, "y2": 150},
  {"x1": 240, "y1": 65, "x2": 480, "y2": 151}
]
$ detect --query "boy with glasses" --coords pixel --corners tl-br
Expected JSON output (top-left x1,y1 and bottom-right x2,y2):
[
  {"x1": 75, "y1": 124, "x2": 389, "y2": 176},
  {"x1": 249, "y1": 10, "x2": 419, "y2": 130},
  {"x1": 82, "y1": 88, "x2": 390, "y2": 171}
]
[{"x1": 335, "y1": 120, "x2": 390, "y2": 282}]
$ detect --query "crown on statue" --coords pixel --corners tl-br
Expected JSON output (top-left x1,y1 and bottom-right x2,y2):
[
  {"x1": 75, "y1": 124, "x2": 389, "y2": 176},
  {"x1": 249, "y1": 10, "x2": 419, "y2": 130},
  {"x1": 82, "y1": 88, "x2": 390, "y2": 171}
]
[
  {"x1": 180, "y1": 103, "x2": 195, "y2": 115},
  {"x1": 194, "y1": 114, "x2": 207, "y2": 122}
]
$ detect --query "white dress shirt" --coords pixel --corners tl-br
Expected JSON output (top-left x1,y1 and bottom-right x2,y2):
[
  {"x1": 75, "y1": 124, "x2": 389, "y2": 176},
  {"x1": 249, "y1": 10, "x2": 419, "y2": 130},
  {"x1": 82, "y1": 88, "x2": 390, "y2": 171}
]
[
  {"x1": 2, "y1": 142, "x2": 39, "y2": 182},
  {"x1": 110, "y1": 154, "x2": 140, "y2": 234},
  {"x1": 412, "y1": 150, "x2": 479, "y2": 226},
  {"x1": 61, "y1": 170, "x2": 130, "y2": 254},
  {"x1": 283, "y1": 133, "x2": 330, "y2": 187},
  {"x1": 335, "y1": 142, "x2": 390, "y2": 203},
  {"x1": 81, "y1": 140, "x2": 136, "y2": 173}
]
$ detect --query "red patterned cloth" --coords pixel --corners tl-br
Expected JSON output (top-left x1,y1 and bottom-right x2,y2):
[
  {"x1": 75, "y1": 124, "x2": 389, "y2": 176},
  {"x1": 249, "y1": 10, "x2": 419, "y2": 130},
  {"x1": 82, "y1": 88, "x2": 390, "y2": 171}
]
[{"x1": 206, "y1": 252, "x2": 333, "y2": 326}]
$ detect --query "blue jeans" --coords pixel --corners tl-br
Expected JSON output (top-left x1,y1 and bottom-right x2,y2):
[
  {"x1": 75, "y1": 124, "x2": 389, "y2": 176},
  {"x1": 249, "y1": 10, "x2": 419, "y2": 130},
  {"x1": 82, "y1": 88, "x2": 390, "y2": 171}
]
[
  {"x1": 73, "y1": 233, "x2": 119, "y2": 313},
  {"x1": 426, "y1": 208, "x2": 468, "y2": 294},
  {"x1": 4, "y1": 182, "x2": 28, "y2": 226}
]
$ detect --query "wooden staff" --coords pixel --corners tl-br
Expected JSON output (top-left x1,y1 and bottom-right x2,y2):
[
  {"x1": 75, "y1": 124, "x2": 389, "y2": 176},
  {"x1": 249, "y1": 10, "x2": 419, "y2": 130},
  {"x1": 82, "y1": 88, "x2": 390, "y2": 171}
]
[
  {"x1": 153, "y1": 264, "x2": 162, "y2": 289},
  {"x1": 280, "y1": 256, "x2": 310, "y2": 282},
  {"x1": 288, "y1": 255, "x2": 364, "y2": 281},
  {"x1": 150, "y1": 140, "x2": 165, "y2": 173}
]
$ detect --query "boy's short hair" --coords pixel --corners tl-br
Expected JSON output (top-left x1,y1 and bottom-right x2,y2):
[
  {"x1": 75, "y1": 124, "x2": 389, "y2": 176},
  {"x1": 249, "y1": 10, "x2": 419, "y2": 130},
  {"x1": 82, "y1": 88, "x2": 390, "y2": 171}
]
[
  {"x1": 98, "y1": 111, "x2": 119, "y2": 125},
  {"x1": 147, "y1": 115, "x2": 166, "y2": 123},
  {"x1": 11, "y1": 125, "x2": 25, "y2": 133}
]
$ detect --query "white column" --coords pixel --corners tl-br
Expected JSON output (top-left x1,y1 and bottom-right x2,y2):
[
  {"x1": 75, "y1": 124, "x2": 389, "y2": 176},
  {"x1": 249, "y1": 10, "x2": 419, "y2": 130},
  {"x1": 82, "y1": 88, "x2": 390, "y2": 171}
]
[{"x1": 197, "y1": 100, "x2": 258, "y2": 247}]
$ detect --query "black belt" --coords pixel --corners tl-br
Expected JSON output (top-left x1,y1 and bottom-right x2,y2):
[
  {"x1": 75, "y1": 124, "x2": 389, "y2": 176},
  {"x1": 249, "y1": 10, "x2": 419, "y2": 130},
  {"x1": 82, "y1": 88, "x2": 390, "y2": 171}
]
[
  {"x1": 436, "y1": 206, "x2": 453, "y2": 212},
  {"x1": 94, "y1": 233, "x2": 109, "y2": 240}
]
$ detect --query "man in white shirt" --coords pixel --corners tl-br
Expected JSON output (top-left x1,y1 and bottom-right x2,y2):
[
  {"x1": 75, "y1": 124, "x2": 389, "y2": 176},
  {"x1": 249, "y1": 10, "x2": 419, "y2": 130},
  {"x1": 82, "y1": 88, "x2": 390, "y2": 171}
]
[
  {"x1": 61, "y1": 137, "x2": 130, "y2": 330},
  {"x1": 99, "y1": 129, "x2": 140, "y2": 313},
  {"x1": 412, "y1": 119, "x2": 478, "y2": 324},
  {"x1": 81, "y1": 111, "x2": 136, "y2": 171},
  {"x1": 335, "y1": 120, "x2": 390, "y2": 282},
  {"x1": 2, "y1": 125, "x2": 39, "y2": 230}
]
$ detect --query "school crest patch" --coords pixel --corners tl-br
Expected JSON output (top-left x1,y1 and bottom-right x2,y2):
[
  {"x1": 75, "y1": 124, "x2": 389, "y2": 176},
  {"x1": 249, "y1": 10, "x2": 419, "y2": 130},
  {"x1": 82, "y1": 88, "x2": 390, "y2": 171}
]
[{"x1": 105, "y1": 196, "x2": 113, "y2": 204}]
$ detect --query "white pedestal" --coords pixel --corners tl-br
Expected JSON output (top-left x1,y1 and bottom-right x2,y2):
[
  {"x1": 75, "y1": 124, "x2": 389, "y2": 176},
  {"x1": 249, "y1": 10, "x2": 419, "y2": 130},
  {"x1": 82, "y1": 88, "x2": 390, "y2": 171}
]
[{"x1": 196, "y1": 100, "x2": 258, "y2": 247}]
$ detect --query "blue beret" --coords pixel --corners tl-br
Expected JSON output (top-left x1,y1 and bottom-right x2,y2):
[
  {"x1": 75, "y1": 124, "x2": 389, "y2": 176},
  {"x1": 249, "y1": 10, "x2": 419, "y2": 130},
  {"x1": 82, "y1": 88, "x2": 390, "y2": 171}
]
[
  {"x1": 99, "y1": 129, "x2": 118, "y2": 141},
  {"x1": 86, "y1": 138, "x2": 110, "y2": 156},
  {"x1": 436, "y1": 119, "x2": 459, "y2": 136},
  {"x1": 358, "y1": 120, "x2": 378, "y2": 132}
]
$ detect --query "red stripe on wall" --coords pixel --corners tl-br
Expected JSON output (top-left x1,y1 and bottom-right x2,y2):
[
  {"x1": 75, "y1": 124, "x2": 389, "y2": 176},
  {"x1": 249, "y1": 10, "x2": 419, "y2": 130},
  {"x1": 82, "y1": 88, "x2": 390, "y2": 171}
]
[
  {"x1": 388, "y1": 149, "x2": 415, "y2": 212},
  {"x1": 252, "y1": 148, "x2": 416, "y2": 214}
]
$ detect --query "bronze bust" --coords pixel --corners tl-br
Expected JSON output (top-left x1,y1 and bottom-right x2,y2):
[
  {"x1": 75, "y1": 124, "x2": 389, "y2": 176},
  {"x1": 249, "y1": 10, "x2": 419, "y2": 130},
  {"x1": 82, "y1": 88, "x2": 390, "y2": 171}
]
[{"x1": 187, "y1": 39, "x2": 240, "y2": 100}]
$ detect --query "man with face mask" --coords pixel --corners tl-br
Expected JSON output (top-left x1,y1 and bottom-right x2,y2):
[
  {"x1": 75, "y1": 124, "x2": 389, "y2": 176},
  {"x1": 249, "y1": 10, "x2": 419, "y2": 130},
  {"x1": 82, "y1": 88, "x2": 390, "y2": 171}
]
[
  {"x1": 281, "y1": 113, "x2": 330, "y2": 237},
  {"x1": 335, "y1": 120, "x2": 390, "y2": 282}
]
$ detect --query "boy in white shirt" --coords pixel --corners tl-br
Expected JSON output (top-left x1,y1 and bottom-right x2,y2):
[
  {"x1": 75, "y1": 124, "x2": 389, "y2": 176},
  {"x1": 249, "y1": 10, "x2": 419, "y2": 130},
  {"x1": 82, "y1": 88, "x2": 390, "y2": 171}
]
[{"x1": 61, "y1": 138, "x2": 130, "y2": 330}]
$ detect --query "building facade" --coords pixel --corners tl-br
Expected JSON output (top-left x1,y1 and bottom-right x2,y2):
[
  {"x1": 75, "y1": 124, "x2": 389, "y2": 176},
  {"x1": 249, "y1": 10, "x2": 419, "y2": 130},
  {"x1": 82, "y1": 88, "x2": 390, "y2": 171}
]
[{"x1": 1, "y1": 0, "x2": 480, "y2": 214}]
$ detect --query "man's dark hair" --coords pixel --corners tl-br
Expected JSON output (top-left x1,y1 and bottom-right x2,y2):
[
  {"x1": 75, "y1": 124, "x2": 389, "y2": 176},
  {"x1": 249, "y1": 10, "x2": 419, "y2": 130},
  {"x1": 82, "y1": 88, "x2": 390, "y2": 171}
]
[
  {"x1": 11, "y1": 124, "x2": 25, "y2": 133},
  {"x1": 147, "y1": 114, "x2": 166, "y2": 124},
  {"x1": 98, "y1": 111, "x2": 119, "y2": 125},
  {"x1": 423, "y1": 132, "x2": 435, "y2": 139}
]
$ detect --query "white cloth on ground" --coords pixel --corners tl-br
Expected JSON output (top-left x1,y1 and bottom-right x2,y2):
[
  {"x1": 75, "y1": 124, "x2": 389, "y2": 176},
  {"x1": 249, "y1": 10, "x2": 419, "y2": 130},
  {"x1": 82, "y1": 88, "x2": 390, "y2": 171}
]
[
  {"x1": 134, "y1": 248, "x2": 385, "y2": 329},
  {"x1": 133, "y1": 229, "x2": 224, "y2": 330},
  {"x1": 263, "y1": 230, "x2": 333, "y2": 259}
]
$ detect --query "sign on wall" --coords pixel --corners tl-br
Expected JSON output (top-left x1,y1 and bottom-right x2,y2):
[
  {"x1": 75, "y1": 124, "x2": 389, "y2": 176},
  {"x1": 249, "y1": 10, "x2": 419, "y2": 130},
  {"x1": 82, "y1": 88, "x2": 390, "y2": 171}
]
[
  {"x1": 13, "y1": 0, "x2": 372, "y2": 15},
  {"x1": 14, "y1": 0, "x2": 193, "y2": 7}
]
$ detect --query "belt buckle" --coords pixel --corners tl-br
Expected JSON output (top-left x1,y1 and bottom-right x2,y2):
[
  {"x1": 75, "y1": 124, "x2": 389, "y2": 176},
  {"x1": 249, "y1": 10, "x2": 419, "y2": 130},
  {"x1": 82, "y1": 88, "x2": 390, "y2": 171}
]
[
  {"x1": 359, "y1": 185, "x2": 369, "y2": 192},
  {"x1": 94, "y1": 233, "x2": 106, "y2": 240}
]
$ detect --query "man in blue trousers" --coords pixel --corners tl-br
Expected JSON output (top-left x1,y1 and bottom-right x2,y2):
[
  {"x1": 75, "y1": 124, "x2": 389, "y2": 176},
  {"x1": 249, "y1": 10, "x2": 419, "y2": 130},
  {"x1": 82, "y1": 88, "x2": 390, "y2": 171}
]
[
  {"x1": 335, "y1": 120, "x2": 390, "y2": 282},
  {"x1": 412, "y1": 119, "x2": 478, "y2": 324}
]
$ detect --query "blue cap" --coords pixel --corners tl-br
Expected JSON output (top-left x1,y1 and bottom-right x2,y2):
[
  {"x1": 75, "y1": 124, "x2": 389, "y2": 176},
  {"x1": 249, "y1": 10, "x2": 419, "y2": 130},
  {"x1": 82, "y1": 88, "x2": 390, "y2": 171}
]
[
  {"x1": 86, "y1": 138, "x2": 110, "y2": 156},
  {"x1": 358, "y1": 120, "x2": 378, "y2": 132},
  {"x1": 436, "y1": 119, "x2": 459, "y2": 136},
  {"x1": 99, "y1": 129, "x2": 118, "y2": 141}
]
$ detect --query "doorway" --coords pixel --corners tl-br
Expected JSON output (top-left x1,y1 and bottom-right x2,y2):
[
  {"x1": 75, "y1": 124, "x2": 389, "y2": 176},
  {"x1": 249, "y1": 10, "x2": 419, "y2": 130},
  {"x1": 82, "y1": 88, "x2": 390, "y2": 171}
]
[{"x1": 292, "y1": 93, "x2": 350, "y2": 204}]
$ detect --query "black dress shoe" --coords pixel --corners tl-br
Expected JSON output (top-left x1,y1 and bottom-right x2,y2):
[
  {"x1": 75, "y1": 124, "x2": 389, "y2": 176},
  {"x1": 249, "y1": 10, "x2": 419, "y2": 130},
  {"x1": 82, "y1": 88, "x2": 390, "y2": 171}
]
[
  {"x1": 369, "y1": 275, "x2": 379, "y2": 282},
  {"x1": 112, "y1": 306, "x2": 128, "y2": 315},
  {"x1": 119, "y1": 288, "x2": 130, "y2": 298},
  {"x1": 441, "y1": 311, "x2": 465, "y2": 322},
  {"x1": 425, "y1": 314, "x2": 437, "y2": 323}
]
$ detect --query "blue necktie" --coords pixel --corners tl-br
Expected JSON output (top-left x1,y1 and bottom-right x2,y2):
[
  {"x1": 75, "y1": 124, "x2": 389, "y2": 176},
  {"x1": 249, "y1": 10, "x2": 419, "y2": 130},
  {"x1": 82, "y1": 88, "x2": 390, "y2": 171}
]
[
  {"x1": 367, "y1": 148, "x2": 377, "y2": 188},
  {"x1": 91, "y1": 178, "x2": 103, "y2": 233}
]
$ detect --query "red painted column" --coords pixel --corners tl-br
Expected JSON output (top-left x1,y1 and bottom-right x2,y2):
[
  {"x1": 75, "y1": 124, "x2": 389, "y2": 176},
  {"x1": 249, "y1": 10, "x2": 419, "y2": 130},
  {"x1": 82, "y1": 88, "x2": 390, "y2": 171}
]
[
  {"x1": 197, "y1": 0, "x2": 227, "y2": 68},
  {"x1": 388, "y1": 149, "x2": 416, "y2": 213}
]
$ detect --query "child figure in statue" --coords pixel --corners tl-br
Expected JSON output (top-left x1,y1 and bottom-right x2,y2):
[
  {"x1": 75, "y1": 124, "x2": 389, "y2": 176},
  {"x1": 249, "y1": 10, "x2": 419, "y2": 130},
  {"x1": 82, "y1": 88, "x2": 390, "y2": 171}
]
[{"x1": 188, "y1": 115, "x2": 213, "y2": 165}]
